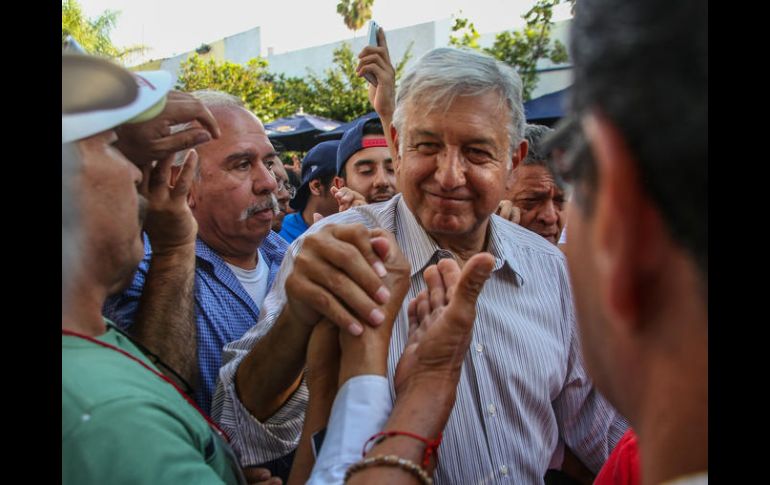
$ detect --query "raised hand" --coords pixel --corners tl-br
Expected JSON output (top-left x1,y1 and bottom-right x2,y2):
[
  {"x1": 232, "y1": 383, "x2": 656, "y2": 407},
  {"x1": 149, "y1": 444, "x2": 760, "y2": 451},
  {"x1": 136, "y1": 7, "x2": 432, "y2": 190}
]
[
  {"x1": 337, "y1": 231, "x2": 411, "y2": 383},
  {"x1": 284, "y1": 224, "x2": 410, "y2": 336},
  {"x1": 115, "y1": 90, "x2": 221, "y2": 166},
  {"x1": 139, "y1": 149, "x2": 199, "y2": 252},
  {"x1": 495, "y1": 199, "x2": 522, "y2": 225},
  {"x1": 395, "y1": 253, "x2": 495, "y2": 397},
  {"x1": 331, "y1": 186, "x2": 367, "y2": 212},
  {"x1": 357, "y1": 28, "x2": 396, "y2": 122}
]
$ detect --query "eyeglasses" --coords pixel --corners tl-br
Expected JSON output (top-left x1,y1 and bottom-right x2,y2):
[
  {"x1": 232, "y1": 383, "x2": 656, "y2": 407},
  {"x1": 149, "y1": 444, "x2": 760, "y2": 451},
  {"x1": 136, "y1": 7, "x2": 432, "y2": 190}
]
[
  {"x1": 282, "y1": 182, "x2": 297, "y2": 200},
  {"x1": 268, "y1": 165, "x2": 297, "y2": 199}
]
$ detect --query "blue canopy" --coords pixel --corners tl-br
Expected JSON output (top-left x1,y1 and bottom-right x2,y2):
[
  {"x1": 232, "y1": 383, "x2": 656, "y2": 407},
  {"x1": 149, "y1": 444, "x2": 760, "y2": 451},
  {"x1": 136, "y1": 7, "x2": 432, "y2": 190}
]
[
  {"x1": 524, "y1": 87, "x2": 569, "y2": 122},
  {"x1": 315, "y1": 111, "x2": 380, "y2": 141},
  {"x1": 265, "y1": 113, "x2": 342, "y2": 151}
]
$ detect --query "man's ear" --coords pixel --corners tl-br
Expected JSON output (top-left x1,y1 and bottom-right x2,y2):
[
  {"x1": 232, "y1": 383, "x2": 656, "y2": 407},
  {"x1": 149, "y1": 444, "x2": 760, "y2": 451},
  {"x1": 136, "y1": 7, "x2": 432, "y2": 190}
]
[
  {"x1": 583, "y1": 113, "x2": 664, "y2": 333},
  {"x1": 504, "y1": 139, "x2": 527, "y2": 193},
  {"x1": 187, "y1": 181, "x2": 197, "y2": 208},
  {"x1": 170, "y1": 164, "x2": 183, "y2": 187},
  {"x1": 308, "y1": 179, "x2": 322, "y2": 196},
  {"x1": 333, "y1": 176, "x2": 346, "y2": 189},
  {"x1": 512, "y1": 138, "x2": 527, "y2": 172},
  {"x1": 390, "y1": 124, "x2": 401, "y2": 173}
]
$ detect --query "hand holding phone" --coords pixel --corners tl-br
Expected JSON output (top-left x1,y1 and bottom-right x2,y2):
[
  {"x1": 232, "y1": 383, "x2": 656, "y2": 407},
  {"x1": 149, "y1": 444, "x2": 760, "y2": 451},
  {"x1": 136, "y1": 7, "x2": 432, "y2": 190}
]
[{"x1": 363, "y1": 20, "x2": 380, "y2": 86}]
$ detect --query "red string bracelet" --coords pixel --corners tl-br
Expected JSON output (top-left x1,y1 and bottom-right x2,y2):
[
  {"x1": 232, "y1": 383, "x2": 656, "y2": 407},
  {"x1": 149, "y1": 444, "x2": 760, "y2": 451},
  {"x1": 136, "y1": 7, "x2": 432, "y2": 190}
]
[{"x1": 363, "y1": 430, "x2": 443, "y2": 468}]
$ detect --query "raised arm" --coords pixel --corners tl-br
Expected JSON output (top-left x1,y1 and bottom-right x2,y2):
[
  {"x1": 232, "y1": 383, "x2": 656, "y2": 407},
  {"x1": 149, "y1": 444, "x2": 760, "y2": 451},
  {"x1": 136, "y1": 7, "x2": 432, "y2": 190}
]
[
  {"x1": 357, "y1": 28, "x2": 397, "y2": 162},
  {"x1": 347, "y1": 253, "x2": 495, "y2": 484},
  {"x1": 129, "y1": 149, "x2": 200, "y2": 389},
  {"x1": 235, "y1": 224, "x2": 405, "y2": 421},
  {"x1": 304, "y1": 232, "x2": 411, "y2": 484}
]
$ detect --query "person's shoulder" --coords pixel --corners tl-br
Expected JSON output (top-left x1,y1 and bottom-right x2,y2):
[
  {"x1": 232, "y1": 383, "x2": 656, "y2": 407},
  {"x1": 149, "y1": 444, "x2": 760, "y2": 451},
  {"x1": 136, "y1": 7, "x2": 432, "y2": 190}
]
[
  {"x1": 491, "y1": 214, "x2": 565, "y2": 259},
  {"x1": 264, "y1": 230, "x2": 290, "y2": 254},
  {"x1": 310, "y1": 202, "x2": 393, "y2": 235}
]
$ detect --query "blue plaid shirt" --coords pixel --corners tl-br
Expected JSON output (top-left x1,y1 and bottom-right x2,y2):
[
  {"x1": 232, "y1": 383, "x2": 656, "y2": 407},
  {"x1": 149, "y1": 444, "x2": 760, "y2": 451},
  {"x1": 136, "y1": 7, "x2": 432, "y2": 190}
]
[{"x1": 104, "y1": 232, "x2": 288, "y2": 415}]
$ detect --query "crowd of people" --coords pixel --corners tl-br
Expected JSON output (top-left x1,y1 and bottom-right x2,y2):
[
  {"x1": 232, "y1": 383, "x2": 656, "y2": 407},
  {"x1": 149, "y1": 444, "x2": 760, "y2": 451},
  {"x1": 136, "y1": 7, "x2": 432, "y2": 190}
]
[{"x1": 62, "y1": 0, "x2": 707, "y2": 483}]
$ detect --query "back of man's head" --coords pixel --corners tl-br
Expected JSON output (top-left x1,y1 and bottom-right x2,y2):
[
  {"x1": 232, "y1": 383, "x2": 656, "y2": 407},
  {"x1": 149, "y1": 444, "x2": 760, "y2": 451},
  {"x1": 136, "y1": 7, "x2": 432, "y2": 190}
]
[
  {"x1": 190, "y1": 90, "x2": 244, "y2": 110},
  {"x1": 392, "y1": 47, "x2": 526, "y2": 156},
  {"x1": 570, "y1": 0, "x2": 707, "y2": 283}
]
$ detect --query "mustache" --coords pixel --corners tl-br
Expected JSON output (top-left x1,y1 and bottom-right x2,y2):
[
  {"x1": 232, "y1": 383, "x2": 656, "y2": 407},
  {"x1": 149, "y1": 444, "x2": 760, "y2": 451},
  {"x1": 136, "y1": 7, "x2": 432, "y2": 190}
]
[{"x1": 239, "y1": 193, "x2": 279, "y2": 221}]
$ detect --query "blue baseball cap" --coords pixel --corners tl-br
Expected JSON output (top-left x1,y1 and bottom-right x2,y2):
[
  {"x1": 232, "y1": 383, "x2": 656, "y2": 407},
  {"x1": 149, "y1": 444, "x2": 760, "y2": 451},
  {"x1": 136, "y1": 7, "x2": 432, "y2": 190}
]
[
  {"x1": 290, "y1": 140, "x2": 341, "y2": 211},
  {"x1": 336, "y1": 116, "x2": 387, "y2": 176}
]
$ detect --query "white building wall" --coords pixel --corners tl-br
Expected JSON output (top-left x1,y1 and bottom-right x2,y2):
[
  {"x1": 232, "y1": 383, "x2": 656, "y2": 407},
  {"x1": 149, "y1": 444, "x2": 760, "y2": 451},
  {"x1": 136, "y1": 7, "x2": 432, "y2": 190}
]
[{"x1": 224, "y1": 27, "x2": 262, "y2": 65}]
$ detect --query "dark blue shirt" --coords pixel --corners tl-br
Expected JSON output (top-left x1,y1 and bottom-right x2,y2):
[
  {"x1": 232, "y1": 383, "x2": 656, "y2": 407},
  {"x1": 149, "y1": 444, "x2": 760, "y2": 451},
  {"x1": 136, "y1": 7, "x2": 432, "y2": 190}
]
[{"x1": 104, "y1": 232, "x2": 288, "y2": 414}]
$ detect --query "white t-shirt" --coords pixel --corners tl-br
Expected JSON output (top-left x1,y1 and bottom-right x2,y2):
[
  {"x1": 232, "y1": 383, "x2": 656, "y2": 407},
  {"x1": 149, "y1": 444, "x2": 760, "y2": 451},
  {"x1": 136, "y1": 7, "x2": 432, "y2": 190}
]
[{"x1": 225, "y1": 249, "x2": 270, "y2": 308}]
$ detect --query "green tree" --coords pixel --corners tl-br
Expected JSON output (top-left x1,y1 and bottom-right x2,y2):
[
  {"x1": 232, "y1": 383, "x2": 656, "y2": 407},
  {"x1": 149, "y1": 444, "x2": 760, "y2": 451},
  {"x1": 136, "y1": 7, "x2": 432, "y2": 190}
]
[
  {"x1": 175, "y1": 42, "x2": 412, "y2": 124},
  {"x1": 176, "y1": 55, "x2": 286, "y2": 122},
  {"x1": 450, "y1": 0, "x2": 568, "y2": 100},
  {"x1": 299, "y1": 42, "x2": 412, "y2": 121},
  {"x1": 61, "y1": 0, "x2": 145, "y2": 63},
  {"x1": 336, "y1": 0, "x2": 375, "y2": 33}
]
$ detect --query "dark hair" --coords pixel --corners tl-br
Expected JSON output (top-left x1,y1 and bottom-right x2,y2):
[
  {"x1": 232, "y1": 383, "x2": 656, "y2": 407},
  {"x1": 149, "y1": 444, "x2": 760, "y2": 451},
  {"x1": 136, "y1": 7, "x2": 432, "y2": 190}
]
[
  {"x1": 317, "y1": 172, "x2": 336, "y2": 190},
  {"x1": 286, "y1": 166, "x2": 300, "y2": 188},
  {"x1": 569, "y1": 0, "x2": 707, "y2": 279},
  {"x1": 362, "y1": 119, "x2": 384, "y2": 136},
  {"x1": 522, "y1": 123, "x2": 568, "y2": 191}
]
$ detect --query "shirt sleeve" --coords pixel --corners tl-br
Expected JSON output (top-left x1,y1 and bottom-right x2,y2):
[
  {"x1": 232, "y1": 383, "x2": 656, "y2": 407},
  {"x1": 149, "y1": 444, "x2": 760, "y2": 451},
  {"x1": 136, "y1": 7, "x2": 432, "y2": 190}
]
[
  {"x1": 211, "y1": 239, "x2": 309, "y2": 466},
  {"x1": 308, "y1": 375, "x2": 392, "y2": 484}
]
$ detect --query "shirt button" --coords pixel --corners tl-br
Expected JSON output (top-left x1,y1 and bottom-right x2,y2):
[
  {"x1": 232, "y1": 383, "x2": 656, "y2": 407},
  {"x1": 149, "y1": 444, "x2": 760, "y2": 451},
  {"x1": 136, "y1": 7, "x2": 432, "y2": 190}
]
[
  {"x1": 500, "y1": 465, "x2": 509, "y2": 476},
  {"x1": 487, "y1": 403, "x2": 496, "y2": 415},
  {"x1": 475, "y1": 343, "x2": 483, "y2": 353}
]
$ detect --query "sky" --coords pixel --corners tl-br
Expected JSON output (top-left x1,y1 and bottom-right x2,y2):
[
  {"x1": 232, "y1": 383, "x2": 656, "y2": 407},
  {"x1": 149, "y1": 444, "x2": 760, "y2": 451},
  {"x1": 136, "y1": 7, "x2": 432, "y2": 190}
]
[{"x1": 77, "y1": 0, "x2": 573, "y2": 65}]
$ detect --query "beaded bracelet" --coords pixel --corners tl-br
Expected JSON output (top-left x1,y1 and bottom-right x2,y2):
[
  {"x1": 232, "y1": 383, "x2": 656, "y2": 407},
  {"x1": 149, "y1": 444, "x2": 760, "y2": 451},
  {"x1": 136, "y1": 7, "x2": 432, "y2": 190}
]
[{"x1": 344, "y1": 454, "x2": 433, "y2": 485}]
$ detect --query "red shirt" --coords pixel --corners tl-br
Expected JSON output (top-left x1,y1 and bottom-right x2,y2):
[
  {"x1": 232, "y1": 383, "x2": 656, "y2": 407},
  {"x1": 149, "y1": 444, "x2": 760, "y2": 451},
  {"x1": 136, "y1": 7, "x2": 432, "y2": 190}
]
[{"x1": 594, "y1": 429, "x2": 641, "y2": 485}]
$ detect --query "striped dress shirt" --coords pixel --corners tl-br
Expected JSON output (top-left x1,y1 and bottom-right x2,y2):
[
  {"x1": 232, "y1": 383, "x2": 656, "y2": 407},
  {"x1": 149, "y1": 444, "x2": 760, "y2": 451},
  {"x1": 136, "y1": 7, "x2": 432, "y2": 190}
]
[{"x1": 212, "y1": 194, "x2": 627, "y2": 483}]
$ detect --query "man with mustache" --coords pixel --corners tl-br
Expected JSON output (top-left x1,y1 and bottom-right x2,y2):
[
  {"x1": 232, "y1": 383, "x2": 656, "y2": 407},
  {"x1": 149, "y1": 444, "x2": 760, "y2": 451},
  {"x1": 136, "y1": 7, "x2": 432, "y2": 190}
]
[{"x1": 106, "y1": 90, "x2": 289, "y2": 415}]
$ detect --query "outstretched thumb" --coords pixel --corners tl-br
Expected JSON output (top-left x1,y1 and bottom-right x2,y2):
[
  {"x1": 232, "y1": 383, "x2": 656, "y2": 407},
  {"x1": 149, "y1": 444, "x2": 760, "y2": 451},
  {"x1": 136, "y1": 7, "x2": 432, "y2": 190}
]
[{"x1": 453, "y1": 253, "x2": 495, "y2": 312}]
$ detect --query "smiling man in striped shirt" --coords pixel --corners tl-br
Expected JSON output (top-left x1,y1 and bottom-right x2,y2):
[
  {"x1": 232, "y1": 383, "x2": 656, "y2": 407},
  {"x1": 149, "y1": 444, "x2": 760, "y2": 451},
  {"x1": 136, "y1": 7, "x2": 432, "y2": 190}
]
[{"x1": 213, "y1": 47, "x2": 627, "y2": 483}]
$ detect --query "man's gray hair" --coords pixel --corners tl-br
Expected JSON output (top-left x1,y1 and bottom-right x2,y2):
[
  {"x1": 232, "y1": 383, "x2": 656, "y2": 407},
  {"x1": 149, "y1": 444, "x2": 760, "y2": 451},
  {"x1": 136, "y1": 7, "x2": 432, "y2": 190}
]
[
  {"x1": 172, "y1": 90, "x2": 246, "y2": 173},
  {"x1": 520, "y1": 123, "x2": 568, "y2": 191},
  {"x1": 189, "y1": 89, "x2": 244, "y2": 109},
  {"x1": 392, "y1": 47, "x2": 526, "y2": 162},
  {"x1": 522, "y1": 124, "x2": 554, "y2": 166}
]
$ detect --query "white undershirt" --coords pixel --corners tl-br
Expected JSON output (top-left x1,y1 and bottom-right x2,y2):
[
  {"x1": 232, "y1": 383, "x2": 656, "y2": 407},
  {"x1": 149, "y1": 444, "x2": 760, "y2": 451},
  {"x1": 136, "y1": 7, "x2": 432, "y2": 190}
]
[{"x1": 225, "y1": 249, "x2": 269, "y2": 308}]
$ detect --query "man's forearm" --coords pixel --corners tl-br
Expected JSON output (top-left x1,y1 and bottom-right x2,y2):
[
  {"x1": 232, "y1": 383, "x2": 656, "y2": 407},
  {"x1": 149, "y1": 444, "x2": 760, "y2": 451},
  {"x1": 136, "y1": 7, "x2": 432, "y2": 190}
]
[
  {"x1": 346, "y1": 380, "x2": 457, "y2": 484},
  {"x1": 287, "y1": 384, "x2": 336, "y2": 485},
  {"x1": 132, "y1": 243, "x2": 198, "y2": 389},
  {"x1": 235, "y1": 311, "x2": 314, "y2": 421}
]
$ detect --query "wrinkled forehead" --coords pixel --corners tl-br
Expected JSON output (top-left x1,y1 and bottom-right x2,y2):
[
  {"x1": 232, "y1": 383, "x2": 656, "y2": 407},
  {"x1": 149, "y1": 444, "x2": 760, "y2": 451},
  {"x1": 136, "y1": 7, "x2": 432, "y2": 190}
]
[
  {"x1": 402, "y1": 92, "x2": 511, "y2": 146},
  {"x1": 204, "y1": 107, "x2": 274, "y2": 152}
]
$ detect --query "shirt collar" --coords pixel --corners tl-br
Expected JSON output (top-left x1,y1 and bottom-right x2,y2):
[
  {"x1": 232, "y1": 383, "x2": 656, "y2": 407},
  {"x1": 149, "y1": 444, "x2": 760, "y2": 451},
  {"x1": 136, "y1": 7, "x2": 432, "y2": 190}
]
[{"x1": 394, "y1": 197, "x2": 524, "y2": 285}]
